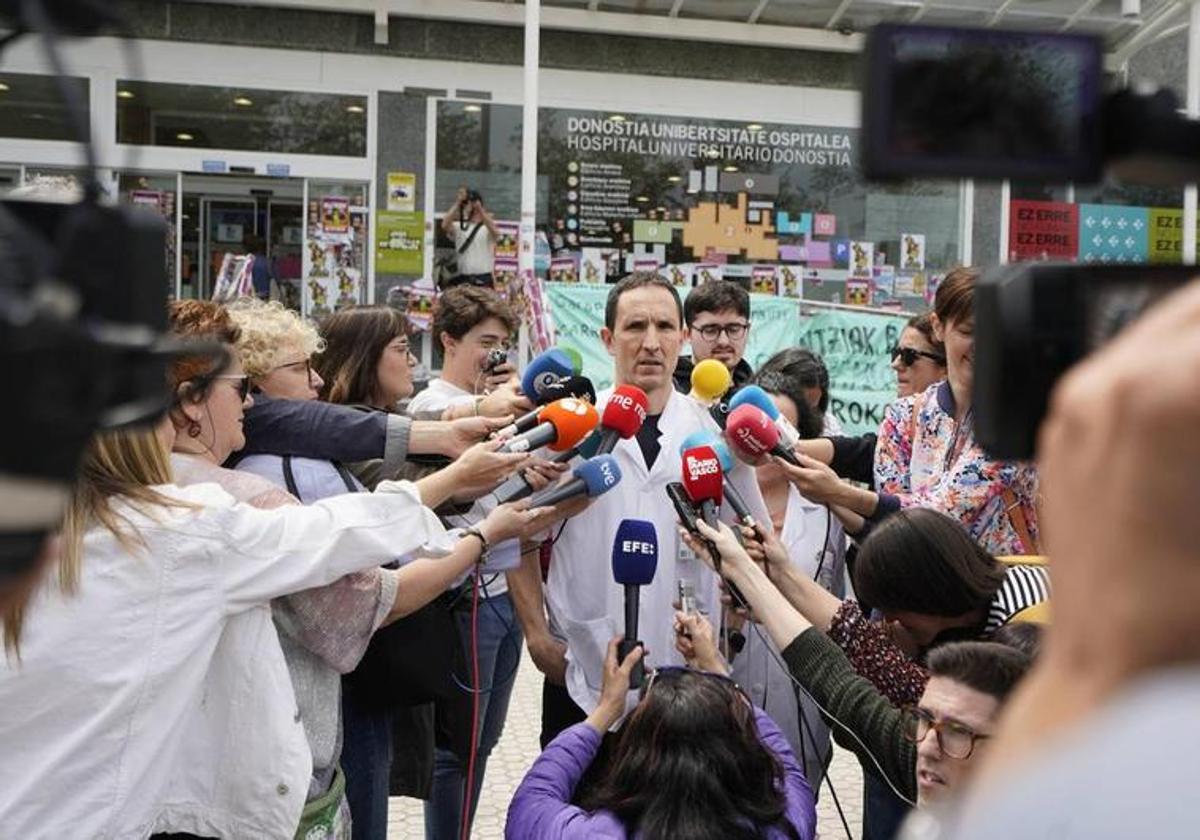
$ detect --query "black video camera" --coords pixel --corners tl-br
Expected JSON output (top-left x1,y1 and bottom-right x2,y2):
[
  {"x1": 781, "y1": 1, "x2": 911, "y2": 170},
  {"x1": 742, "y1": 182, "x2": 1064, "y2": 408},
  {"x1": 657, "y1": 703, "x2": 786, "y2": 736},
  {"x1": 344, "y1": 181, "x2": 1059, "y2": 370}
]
[{"x1": 863, "y1": 23, "x2": 1200, "y2": 458}]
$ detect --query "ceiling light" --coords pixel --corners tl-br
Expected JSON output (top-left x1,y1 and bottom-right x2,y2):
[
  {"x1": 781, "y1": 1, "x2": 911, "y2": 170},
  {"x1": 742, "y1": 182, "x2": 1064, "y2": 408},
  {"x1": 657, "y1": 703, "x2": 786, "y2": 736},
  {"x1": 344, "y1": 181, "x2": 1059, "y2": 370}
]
[
  {"x1": 635, "y1": 195, "x2": 650, "y2": 203},
  {"x1": 0, "y1": 82, "x2": 9, "y2": 93},
  {"x1": 723, "y1": 165, "x2": 739, "y2": 172},
  {"x1": 463, "y1": 104, "x2": 482, "y2": 113},
  {"x1": 117, "y1": 89, "x2": 135, "y2": 100},
  {"x1": 346, "y1": 104, "x2": 365, "y2": 114},
  {"x1": 176, "y1": 132, "x2": 194, "y2": 141},
  {"x1": 609, "y1": 114, "x2": 626, "y2": 122},
  {"x1": 667, "y1": 175, "x2": 682, "y2": 183},
  {"x1": 233, "y1": 96, "x2": 253, "y2": 107},
  {"x1": 746, "y1": 123, "x2": 763, "y2": 131}
]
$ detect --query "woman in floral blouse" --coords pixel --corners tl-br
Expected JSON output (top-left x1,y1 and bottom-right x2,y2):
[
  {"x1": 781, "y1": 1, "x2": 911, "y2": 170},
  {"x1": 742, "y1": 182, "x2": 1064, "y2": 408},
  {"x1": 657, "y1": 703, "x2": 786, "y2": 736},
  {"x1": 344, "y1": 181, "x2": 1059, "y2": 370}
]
[{"x1": 775, "y1": 268, "x2": 1039, "y2": 557}]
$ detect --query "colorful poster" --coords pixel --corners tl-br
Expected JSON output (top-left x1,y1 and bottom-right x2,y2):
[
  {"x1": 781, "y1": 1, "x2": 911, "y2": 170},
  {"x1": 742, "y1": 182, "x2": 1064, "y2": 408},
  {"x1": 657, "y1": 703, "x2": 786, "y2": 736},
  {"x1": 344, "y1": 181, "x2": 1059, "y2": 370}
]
[
  {"x1": 549, "y1": 255, "x2": 580, "y2": 283},
  {"x1": 665, "y1": 263, "x2": 693, "y2": 287},
  {"x1": 405, "y1": 279, "x2": 437, "y2": 333},
  {"x1": 844, "y1": 280, "x2": 871, "y2": 307},
  {"x1": 581, "y1": 248, "x2": 608, "y2": 284},
  {"x1": 1009, "y1": 200, "x2": 1078, "y2": 262},
  {"x1": 900, "y1": 233, "x2": 926, "y2": 270},
  {"x1": 694, "y1": 263, "x2": 724, "y2": 285},
  {"x1": 813, "y1": 213, "x2": 837, "y2": 236},
  {"x1": 1147, "y1": 207, "x2": 1200, "y2": 264},
  {"x1": 321, "y1": 198, "x2": 350, "y2": 234},
  {"x1": 873, "y1": 265, "x2": 896, "y2": 298},
  {"x1": 633, "y1": 256, "x2": 662, "y2": 275},
  {"x1": 375, "y1": 211, "x2": 424, "y2": 275},
  {"x1": 751, "y1": 264, "x2": 777, "y2": 295},
  {"x1": 495, "y1": 221, "x2": 519, "y2": 260},
  {"x1": 831, "y1": 239, "x2": 851, "y2": 268},
  {"x1": 1077, "y1": 203, "x2": 1149, "y2": 263},
  {"x1": 493, "y1": 256, "x2": 518, "y2": 294},
  {"x1": 386, "y1": 171, "x2": 416, "y2": 213},
  {"x1": 778, "y1": 264, "x2": 802, "y2": 298},
  {"x1": 849, "y1": 241, "x2": 874, "y2": 278},
  {"x1": 797, "y1": 307, "x2": 911, "y2": 436}
]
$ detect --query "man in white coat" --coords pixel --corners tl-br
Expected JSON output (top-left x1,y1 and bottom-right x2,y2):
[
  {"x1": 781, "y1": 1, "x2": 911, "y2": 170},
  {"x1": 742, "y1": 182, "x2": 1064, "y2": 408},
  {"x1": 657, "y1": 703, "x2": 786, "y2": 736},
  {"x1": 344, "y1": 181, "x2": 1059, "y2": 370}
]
[{"x1": 509, "y1": 272, "x2": 771, "y2": 746}]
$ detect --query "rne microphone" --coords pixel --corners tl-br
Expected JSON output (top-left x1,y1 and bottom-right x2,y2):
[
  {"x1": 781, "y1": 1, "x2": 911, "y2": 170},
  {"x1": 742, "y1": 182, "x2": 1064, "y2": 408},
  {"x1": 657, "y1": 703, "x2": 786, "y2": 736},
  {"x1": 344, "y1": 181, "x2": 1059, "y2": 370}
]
[
  {"x1": 493, "y1": 375, "x2": 597, "y2": 439},
  {"x1": 500, "y1": 397, "x2": 598, "y2": 454},
  {"x1": 491, "y1": 429, "x2": 604, "y2": 504},
  {"x1": 595, "y1": 385, "x2": 649, "y2": 455},
  {"x1": 520, "y1": 348, "x2": 575, "y2": 401},
  {"x1": 725, "y1": 404, "x2": 801, "y2": 467},
  {"x1": 729, "y1": 385, "x2": 800, "y2": 448},
  {"x1": 688, "y1": 358, "x2": 732, "y2": 406},
  {"x1": 612, "y1": 518, "x2": 658, "y2": 689},
  {"x1": 528, "y1": 453, "x2": 622, "y2": 508}
]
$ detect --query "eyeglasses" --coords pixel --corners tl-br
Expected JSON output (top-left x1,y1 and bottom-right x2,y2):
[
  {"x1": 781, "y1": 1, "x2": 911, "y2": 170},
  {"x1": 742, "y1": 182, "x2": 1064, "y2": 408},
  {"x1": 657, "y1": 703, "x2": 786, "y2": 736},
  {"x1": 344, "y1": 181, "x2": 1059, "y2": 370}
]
[
  {"x1": 694, "y1": 322, "x2": 750, "y2": 342},
  {"x1": 890, "y1": 345, "x2": 946, "y2": 367},
  {"x1": 900, "y1": 706, "x2": 990, "y2": 759},
  {"x1": 213, "y1": 374, "x2": 252, "y2": 402},
  {"x1": 271, "y1": 358, "x2": 318, "y2": 385},
  {"x1": 641, "y1": 665, "x2": 751, "y2": 706}
]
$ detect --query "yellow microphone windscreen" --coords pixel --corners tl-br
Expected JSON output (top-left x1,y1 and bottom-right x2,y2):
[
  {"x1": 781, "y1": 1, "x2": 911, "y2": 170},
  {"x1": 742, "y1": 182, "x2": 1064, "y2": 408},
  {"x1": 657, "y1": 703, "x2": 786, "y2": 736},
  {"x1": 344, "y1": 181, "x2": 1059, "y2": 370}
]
[{"x1": 690, "y1": 358, "x2": 732, "y2": 403}]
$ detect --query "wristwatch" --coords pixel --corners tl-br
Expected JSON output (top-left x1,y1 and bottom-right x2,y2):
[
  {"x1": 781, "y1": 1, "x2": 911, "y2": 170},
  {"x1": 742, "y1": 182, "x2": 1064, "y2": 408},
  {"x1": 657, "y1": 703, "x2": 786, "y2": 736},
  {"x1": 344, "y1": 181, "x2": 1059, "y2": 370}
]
[{"x1": 462, "y1": 526, "x2": 490, "y2": 561}]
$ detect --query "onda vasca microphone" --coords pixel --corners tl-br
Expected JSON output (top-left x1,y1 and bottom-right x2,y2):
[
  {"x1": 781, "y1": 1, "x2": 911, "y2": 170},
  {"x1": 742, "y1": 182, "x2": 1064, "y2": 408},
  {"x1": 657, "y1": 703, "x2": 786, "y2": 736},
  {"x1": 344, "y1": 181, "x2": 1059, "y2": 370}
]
[{"x1": 612, "y1": 518, "x2": 658, "y2": 689}]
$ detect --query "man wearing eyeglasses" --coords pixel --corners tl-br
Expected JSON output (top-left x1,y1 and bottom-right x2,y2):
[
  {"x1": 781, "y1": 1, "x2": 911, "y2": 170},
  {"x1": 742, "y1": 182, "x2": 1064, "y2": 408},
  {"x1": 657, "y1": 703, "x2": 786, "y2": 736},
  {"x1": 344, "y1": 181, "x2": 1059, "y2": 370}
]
[{"x1": 672, "y1": 281, "x2": 755, "y2": 395}]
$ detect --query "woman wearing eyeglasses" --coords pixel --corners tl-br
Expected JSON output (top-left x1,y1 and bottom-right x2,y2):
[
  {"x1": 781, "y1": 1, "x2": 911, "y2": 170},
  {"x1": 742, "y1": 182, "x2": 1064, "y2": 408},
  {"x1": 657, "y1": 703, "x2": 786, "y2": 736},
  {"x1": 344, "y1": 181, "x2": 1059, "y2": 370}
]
[{"x1": 506, "y1": 632, "x2": 817, "y2": 840}]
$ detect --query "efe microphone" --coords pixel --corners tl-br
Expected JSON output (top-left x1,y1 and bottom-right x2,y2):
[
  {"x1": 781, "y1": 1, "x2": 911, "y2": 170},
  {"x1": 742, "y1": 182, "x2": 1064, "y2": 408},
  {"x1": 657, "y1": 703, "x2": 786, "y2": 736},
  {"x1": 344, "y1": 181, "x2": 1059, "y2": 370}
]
[
  {"x1": 612, "y1": 519, "x2": 658, "y2": 689},
  {"x1": 527, "y1": 453, "x2": 622, "y2": 508},
  {"x1": 725, "y1": 404, "x2": 801, "y2": 466}
]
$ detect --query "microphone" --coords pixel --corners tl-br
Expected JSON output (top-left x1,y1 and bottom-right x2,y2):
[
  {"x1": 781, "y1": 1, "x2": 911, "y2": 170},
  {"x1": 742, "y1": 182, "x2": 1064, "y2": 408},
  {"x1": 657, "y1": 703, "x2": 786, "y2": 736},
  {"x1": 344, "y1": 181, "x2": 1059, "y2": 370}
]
[
  {"x1": 612, "y1": 519, "x2": 658, "y2": 689},
  {"x1": 729, "y1": 385, "x2": 800, "y2": 448},
  {"x1": 499, "y1": 397, "x2": 598, "y2": 454},
  {"x1": 528, "y1": 453, "x2": 622, "y2": 508},
  {"x1": 680, "y1": 432, "x2": 759, "y2": 529},
  {"x1": 680, "y1": 445, "x2": 724, "y2": 526},
  {"x1": 725, "y1": 404, "x2": 801, "y2": 467},
  {"x1": 561, "y1": 345, "x2": 583, "y2": 375},
  {"x1": 688, "y1": 358, "x2": 732, "y2": 406},
  {"x1": 595, "y1": 385, "x2": 649, "y2": 455},
  {"x1": 494, "y1": 375, "x2": 597, "y2": 439},
  {"x1": 520, "y1": 348, "x2": 575, "y2": 401},
  {"x1": 492, "y1": 429, "x2": 606, "y2": 504}
]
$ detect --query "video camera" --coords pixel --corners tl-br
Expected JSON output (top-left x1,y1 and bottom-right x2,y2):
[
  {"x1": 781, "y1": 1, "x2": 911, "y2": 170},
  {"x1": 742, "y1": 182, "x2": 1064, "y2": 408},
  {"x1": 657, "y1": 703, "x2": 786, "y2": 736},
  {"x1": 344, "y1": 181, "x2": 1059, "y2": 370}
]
[{"x1": 863, "y1": 23, "x2": 1200, "y2": 458}]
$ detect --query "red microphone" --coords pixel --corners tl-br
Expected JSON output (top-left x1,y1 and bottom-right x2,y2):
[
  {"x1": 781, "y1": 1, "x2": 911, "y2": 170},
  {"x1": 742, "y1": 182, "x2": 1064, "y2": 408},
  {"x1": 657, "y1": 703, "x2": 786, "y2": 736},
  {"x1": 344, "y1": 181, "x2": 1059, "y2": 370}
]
[
  {"x1": 595, "y1": 385, "x2": 649, "y2": 455},
  {"x1": 680, "y1": 445, "x2": 724, "y2": 527},
  {"x1": 725, "y1": 404, "x2": 801, "y2": 466},
  {"x1": 500, "y1": 398, "x2": 599, "y2": 453}
]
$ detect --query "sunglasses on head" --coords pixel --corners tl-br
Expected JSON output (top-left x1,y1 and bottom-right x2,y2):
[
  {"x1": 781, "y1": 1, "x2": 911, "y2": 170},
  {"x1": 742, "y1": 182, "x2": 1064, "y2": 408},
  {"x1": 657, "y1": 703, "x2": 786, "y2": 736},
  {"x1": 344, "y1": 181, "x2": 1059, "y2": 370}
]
[
  {"x1": 890, "y1": 345, "x2": 946, "y2": 367},
  {"x1": 641, "y1": 665, "x2": 751, "y2": 706}
]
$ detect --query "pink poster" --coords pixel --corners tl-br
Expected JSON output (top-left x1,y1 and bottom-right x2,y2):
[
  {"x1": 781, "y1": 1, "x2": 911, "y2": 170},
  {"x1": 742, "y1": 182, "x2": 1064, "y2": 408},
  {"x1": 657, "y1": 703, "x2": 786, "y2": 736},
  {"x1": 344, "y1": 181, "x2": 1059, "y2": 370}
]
[{"x1": 813, "y1": 214, "x2": 836, "y2": 236}]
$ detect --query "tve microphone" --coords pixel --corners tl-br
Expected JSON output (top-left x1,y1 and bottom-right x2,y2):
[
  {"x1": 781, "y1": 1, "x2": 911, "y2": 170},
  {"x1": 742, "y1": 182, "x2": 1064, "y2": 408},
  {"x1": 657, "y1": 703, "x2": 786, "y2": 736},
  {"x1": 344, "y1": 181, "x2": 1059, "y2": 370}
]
[
  {"x1": 494, "y1": 376, "x2": 597, "y2": 439},
  {"x1": 595, "y1": 385, "x2": 649, "y2": 455},
  {"x1": 680, "y1": 445, "x2": 724, "y2": 526},
  {"x1": 726, "y1": 404, "x2": 801, "y2": 466},
  {"x1": 612, "y1": 519, "x2": 658, "y2": 689},
  {"x1": 500, "y1": 397, "x2": 598, "y2": 454},
  {"x1": 528, "y1": 454, "x2": 622, "y2": 508},
  {"x1": 729, "y1": 385, "x2": 800, "y2": 448},
  {"x1": 688, "y1": 358, "x2": 732, "y2": 406},
  {"x1": 521, "y1": 348, "x2": 575, "y2": 401}
]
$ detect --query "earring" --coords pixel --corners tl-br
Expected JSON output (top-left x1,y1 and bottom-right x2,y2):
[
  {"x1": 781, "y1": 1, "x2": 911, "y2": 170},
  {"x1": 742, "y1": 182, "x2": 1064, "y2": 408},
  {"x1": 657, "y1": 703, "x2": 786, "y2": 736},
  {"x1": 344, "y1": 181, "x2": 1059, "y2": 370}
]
[{"x1": 187, "y1": 419, "x2": 202, "y2": 438}]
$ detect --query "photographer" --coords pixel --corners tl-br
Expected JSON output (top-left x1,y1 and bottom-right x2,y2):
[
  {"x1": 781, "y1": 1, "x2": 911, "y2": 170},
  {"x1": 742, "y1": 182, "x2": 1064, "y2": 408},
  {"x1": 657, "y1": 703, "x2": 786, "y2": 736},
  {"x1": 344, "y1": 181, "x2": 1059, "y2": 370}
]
[{"x1": 440, "y1": 187, "x2": 499, "y2": 289}]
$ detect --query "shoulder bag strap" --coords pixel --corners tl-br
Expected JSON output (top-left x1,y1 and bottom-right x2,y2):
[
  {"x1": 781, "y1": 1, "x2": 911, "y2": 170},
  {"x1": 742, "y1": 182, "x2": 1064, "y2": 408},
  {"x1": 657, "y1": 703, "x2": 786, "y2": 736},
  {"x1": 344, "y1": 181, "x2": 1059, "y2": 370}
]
[
  {"x1": 281, "y1": 454, "x2": 303, "y2": 501},
  {"x1": 332, "y1": 461, "x2": 359, "y2": 493},
  {"x1": 457, "y1": 223, "x2": 484, "y2": 255},
  {"x1": 1001, "y1": 486, "x2": 1038, "y2": 555}
]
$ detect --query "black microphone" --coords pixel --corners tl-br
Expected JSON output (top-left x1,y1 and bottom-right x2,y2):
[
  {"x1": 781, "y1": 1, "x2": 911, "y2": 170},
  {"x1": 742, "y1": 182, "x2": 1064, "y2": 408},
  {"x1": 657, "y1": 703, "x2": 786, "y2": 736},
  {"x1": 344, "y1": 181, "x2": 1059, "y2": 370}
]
[{"x1": 612, "y1": 519, "x2": 658, "y2": 689}]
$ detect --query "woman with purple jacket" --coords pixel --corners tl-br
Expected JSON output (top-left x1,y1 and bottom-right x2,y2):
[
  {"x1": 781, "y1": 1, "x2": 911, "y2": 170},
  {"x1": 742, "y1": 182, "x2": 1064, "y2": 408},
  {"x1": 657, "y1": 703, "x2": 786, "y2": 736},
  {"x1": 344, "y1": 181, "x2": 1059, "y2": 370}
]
[{"x1": 506, "y1": 631, "x2": 816, "y2": 840}]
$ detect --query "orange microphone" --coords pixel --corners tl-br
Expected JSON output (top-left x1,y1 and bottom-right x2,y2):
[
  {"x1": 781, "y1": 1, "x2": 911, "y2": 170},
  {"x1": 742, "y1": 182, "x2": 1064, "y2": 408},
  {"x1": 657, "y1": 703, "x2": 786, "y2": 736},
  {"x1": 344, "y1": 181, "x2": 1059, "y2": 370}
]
[{"x1": 499, "y1": 397, "x2": 599, "y2": 453}]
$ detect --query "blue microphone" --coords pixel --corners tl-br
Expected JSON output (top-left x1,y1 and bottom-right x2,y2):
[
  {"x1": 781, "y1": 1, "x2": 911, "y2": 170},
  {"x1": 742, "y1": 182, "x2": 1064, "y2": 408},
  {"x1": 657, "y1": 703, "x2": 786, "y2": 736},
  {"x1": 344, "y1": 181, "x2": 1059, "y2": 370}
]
[
  {"x1": 679, "y1": 431, "x2": 761, "y2": 530},
  {"x1": 729, "y1": 385, "x2": 800, "y2": 447},
  {"x1": 527, "y1": 453, "x2": 622, "y2": 508},
  {"x1": 613, "y1": 519, "x2": 658, "y2": 688},
  {"x1": 521, "y1": 349, "x2": 575, "y2": 401},
  {"x1": 492, "y1": 429, "x2": 607, "y2": 504}
]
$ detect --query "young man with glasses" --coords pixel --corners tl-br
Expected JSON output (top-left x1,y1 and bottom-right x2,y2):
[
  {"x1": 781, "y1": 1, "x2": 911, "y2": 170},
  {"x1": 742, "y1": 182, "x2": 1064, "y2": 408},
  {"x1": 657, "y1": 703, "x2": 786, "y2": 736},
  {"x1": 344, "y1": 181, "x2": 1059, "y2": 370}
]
[{"x1": 672, "y1": 280, "x2": 755, "y2": 395}]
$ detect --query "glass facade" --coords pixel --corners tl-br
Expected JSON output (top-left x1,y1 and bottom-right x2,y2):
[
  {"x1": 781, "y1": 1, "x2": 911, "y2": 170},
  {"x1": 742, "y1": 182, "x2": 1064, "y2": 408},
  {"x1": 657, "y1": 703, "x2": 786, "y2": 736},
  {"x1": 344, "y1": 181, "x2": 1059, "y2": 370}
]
[{"x1": 0, "y1": 72, "x2": 89, "y2": 142}]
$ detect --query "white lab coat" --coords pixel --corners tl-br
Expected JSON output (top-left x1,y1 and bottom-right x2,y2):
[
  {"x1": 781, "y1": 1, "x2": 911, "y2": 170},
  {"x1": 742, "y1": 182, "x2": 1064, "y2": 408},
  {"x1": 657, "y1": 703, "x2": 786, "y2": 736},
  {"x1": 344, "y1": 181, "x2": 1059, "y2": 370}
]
[
  {"x1": 547, "y1": 388, "x2": 771, "y2": 713},
  {"x1": 731, "y1": 484, "x2": 848, "y2": 787},
  {"x1": 0, "y1": 480, "x2": 448, "y2": 840}
]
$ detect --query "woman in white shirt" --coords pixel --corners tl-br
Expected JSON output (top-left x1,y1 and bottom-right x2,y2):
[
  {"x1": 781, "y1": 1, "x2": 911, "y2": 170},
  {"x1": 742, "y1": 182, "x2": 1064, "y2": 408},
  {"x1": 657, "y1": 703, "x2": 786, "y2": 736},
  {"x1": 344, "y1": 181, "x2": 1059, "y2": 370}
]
[{"x1": 0, "y1": 412, "x2": 545, "y2": 840}]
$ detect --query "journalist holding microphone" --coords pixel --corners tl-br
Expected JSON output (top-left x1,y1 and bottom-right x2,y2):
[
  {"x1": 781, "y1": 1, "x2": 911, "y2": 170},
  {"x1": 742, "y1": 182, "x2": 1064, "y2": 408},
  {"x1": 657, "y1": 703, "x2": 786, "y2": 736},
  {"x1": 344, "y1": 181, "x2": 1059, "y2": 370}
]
[{"x1": 509, "y1": 272, "x2": 771, "y2": 747}]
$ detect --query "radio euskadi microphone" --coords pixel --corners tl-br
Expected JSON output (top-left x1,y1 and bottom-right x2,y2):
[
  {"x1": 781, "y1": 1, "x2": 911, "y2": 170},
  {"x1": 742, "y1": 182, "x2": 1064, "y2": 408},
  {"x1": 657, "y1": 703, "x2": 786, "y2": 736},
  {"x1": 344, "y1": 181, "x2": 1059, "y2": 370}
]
[
  {"x1": 492, "y1": 430, "x2": 602, "y2": 504},
  {"x1": 500, "y1": 397, "x2": 598, "y2": 454},
  {"x1": 520, "y1": 348, "x2": 575, "y2": 401},
  {"x1": 594, "y1": 384, "x2": 649, "y2": 455},
  {"x1": 611, "y1": 518, "x2": 658, "y2": 689},
  {"x1": 527, "y1": 453, "x2": 622, "y2": 508},
  {"x1": 680, "y1": 444, "x2": 724, "y2": 527},
  {"x1": 688, "y1": 358, "x2": 732, "y2": 406},
  {"x1": 725, "y1": 403, "x2": 801, "y2": 466},
  {"x1": 494, "y1": 375, "x2": 597, "y2": 439},
  {"x1": 729, "y1": 385, "x2": 801, "y2": 448},
  {"x1": 680, "y1": 431, "x2": 758, "y2": 529}
]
